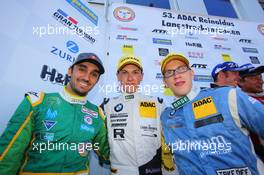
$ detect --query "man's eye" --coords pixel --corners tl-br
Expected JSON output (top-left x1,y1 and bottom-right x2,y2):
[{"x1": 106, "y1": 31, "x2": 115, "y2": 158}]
[
  {"x1": 79, "y1": 67, "x2": 86, "y2": 72},
  {"x1": 91, "y1": 72, "x2": 100, "y2": 77},
  {"x1": 133, "y1": 71, "x2": 140, "y2": 75},
  {"x1": 120, "y1": 71, "x2": 128, "y2": 75},
  {"x1": 166, "y1": 70, "x2": 173, "y2": 74}
]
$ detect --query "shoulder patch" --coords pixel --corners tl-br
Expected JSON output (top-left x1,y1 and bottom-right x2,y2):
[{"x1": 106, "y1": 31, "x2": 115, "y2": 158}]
[
  {"x1": 157, "y1": 97, "x2": 163, "y2": 104},
  {"x1": 25, "y1": 91, "x2": 44, "y2": 107}
]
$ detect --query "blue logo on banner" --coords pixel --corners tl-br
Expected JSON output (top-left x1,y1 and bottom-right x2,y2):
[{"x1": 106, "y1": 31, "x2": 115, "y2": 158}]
[
  {"x1": 153, "y1": 38, "x2": 172, "y2": 45},
  {"x1": 242, "y1": 47, "x2": 258, "y2": 53},
  {"x1": 66, "y1": 41, "x2": 79, "y2": 53},
  {"x1": 66, "y1": 0, "x2": 98, "y2": 26}
]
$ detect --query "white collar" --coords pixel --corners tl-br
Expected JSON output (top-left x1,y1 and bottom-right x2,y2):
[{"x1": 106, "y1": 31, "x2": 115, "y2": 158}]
[{"x1": 60, "y1": 87, "x2": 87, "y2": 105}]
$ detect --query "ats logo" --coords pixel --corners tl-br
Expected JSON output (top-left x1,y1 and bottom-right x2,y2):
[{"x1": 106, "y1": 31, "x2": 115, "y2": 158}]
[
  {"x1": 239, "y1": 39, "x2": 252, "y2": 44},
  {"x1": 152, "y1": 29, "x2": 168, "y2": 34},
  {"x1": 191, "y1": 64, "x2": 207, "y2": 69}
]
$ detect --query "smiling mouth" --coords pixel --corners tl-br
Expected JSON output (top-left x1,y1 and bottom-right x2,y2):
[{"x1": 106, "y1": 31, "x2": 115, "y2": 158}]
[
  {"x1": 174, "y1": 81, "x2": 185, "y2": 86},
  {"x1": 79, "y1": 81, "x2": 90, "y2": 88}
]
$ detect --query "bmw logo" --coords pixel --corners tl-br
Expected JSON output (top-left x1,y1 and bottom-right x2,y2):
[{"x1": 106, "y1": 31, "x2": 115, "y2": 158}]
[
  {"x1": 114, "y1": 103, "x2": 123, "y2": 112},
  {"x1": 169, "y1": 110, "x2": 176, "y2": 117}
]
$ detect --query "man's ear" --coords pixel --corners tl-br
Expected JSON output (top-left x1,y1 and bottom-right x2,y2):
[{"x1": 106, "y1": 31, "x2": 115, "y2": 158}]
[
  {"x1": 163, "y1": 78, "x2": 168, "y2": 88},
  {"x1": 68, "y1": 67, "x2": 73, "y2": 77},
  {"x1": 191, "y1": 69, "x2": 194, "y2": 79},
  {"x1": 116, "y1": 71, "x2": 121, "y2": 82},
  {"x1": 140, "y1": 72, "x2": 144, "y2": 82},
  {"x1": 217, "y1": 71, "x2": 225, "y2": 80}
]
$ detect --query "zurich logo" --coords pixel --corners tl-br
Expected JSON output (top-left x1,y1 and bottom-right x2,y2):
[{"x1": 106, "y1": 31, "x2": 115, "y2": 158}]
[{"x1": 66, "y1": 41, "x2": 79, "y2": 53}]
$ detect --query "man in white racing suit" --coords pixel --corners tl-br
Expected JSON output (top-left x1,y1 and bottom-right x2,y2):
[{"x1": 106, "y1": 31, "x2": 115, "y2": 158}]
[{"x1": 101, "y1": 55, "x2": 176, "y2": 175}]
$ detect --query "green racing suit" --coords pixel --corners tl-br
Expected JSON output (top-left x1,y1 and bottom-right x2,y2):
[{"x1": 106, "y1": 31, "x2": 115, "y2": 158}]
[{"x1": 0, "y1": 88, "x2": 109, "y2": 175}]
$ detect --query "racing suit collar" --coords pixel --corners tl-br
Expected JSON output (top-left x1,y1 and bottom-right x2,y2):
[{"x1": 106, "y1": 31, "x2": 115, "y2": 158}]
[
  {"x1": 171, "y1": 85, "x2": 200, "y2": 109},
  {"x1": 60, "y1": 87, "x2": 87, "y2": 105}
]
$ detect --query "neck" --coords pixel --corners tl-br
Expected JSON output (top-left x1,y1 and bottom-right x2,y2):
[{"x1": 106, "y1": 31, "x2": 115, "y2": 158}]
[
  {"x1": 60, "y1": 87, "x2": 87, "y2": 105},
  {"x1": 172, "y1": 85, "x2": 200, "y2": 109}
]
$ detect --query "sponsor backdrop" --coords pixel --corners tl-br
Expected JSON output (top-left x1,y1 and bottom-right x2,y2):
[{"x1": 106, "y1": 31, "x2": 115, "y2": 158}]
[
  {"x1": 0, "y1": 1, "x2": 264, "y2": 174},
  {"x1": 106, "y1": 3, "x2": 264, "y2": 99}
]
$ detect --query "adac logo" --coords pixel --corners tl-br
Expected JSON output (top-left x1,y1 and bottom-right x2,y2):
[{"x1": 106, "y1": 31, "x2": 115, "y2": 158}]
[
  {"x1": 192, "y1": 96, "x2": 217, "y2": 119},
  {"x1": 140, "y1": 102, "x2": 156, "y2": 108},
  {"x1": 114, "y1": 6, "x2": 135, "y2": 22},
  {"x1": 257, "y1": 24, "x2": 264, "y2": 36},
  {"x1": 193, "y1": 97, "x2": 212, "y2": 108}
]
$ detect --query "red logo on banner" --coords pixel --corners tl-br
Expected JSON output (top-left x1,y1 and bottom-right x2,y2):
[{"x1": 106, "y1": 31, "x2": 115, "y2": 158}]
[{"x1": 114, "y1": 6, "x2": 135, "y2": 22}]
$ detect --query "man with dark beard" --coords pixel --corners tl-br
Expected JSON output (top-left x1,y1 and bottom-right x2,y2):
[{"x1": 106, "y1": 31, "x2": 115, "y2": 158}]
[{"x1": 0, "y1": 53, "x2": 109, "y2": 175}]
